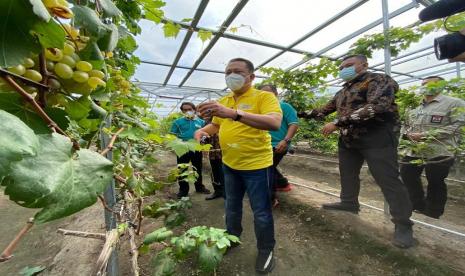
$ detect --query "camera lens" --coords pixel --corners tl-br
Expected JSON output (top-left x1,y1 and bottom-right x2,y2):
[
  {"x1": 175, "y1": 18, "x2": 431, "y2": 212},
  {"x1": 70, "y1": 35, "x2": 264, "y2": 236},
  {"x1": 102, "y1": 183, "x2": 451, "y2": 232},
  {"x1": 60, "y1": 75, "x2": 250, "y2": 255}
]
[{"x1": 434, "y1": 32, "x2": 465, "y2": 60}]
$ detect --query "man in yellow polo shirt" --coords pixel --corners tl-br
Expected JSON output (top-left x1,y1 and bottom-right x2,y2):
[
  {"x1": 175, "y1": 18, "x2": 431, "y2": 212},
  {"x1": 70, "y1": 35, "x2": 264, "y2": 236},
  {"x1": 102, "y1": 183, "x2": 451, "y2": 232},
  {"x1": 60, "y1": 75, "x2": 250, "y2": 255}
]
[{"x1": 195, "y1": 58, "x2": 282, "y2": 274}]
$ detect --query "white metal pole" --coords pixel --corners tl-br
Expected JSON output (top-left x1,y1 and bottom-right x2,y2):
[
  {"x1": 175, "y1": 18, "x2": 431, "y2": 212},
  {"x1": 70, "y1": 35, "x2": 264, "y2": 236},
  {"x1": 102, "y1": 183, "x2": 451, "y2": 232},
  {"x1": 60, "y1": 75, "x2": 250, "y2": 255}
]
[{"x1": 381, "y1": 0, "x2": 391, "y2": 216}]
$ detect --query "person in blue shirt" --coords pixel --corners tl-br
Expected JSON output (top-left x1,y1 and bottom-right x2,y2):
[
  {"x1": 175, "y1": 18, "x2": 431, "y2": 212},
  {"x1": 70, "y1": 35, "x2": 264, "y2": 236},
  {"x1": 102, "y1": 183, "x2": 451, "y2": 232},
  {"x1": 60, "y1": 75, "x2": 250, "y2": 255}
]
[
  {"x1": 170, "y1": 102, "x2": 211, "y2": 198},
  {"x1": 259, "y1": 84, "x2": 299, "y2": 207}
]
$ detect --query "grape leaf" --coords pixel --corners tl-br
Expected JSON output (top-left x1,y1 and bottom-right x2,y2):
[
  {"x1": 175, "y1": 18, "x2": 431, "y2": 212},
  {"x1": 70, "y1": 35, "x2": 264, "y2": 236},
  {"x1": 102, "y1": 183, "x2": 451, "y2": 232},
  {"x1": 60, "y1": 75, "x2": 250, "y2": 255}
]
[
  {"x1": 0, "y1": 91, "x2": 50, "y2": 134},
  {"x1": 29, "y1": 0, "x2": 50, "y2": 21},
  {"x1": 65, "y1": 96, "x2": 91, "y2": 120},
  {"x1": 165, "y1": 139, "x2": 199, "y2": 157},
  {"x1": 162, "y1": 22, "x2": 181, "y2": 38},
  {"x1": 72, "y1": 5, "x2": 110, "y2": 39},
  {"x1": 79, "y1": 41, "x2": 105, "y2": 69},
  {"x1": 198, "y1": 243, "x2": 223, "y2": 272},
  {"x1": 99, "y1": 0, "x2": 122, "y2": 18},
  {"x1": 2, "y1": 133, "x2": 113, "y2": 223},
  {"x1": 0, "y1": 0, "x2": 42, "y2": 67},
  {"x1": 0, "y1": 110, "x2": 40, "y2": 180},
  {"x1": 143, "y1": 227, "x2": 173, "y2": 245},
  {"x1": 19, "y1": 265, "x2": 46, "y2": 276},
  {"x1": 98, "y1": 23, "x2": 119, "y2": 52},
  {"x1": 31, "y1": 19, "x2": 66, "y2": 49},
  {"x1": 152, "y1": 249, "x2": 176, "y2": 276},
  {"x1": 197, "y1": 30, "x2": 212, "y2": 43}
]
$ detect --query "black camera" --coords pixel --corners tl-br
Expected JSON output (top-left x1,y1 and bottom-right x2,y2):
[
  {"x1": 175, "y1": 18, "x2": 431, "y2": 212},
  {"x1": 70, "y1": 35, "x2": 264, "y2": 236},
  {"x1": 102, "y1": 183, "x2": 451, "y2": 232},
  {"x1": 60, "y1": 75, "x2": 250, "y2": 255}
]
[{"x1": 419, "y1": 0, "x2": 465, "y2": 61}]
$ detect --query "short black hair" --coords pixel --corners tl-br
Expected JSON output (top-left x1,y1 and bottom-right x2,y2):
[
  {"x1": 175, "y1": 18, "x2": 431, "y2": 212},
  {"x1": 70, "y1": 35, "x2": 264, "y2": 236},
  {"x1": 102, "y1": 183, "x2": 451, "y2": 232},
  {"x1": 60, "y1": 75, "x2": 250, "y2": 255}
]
[
  {"x1": 228, "y1": 58, "x2": 254, "y2": 73},
  {"x1": 180, "y1": 102, "x2": 195, "y2": 111},
  {"x1": 342, "y1": 54, "x2": 367, "y2": 63},
  {"x1": 423, "y1": 76, "x2": 445, "y2": 81},
  {"x1": 258, "y1": 84, "x2": 278, "y2": 94}
]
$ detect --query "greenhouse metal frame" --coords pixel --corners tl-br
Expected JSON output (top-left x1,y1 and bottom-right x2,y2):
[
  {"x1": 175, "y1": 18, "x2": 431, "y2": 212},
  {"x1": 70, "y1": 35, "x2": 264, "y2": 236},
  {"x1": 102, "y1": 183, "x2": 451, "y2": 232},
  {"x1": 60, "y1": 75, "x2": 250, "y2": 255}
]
[{"x1": 136, "y1": 0, "x2": 463, "y2": 116}]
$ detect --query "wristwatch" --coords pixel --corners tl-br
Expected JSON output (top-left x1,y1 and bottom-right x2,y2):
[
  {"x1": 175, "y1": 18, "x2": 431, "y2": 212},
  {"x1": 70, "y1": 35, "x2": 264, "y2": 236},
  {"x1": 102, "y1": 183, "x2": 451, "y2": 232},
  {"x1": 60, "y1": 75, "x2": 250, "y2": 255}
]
[
  {"x1": 233, "y1": 109, "x2": 243, "y2": 121},
  {"x1": 284, "y1": 138, "x2": 292, "y2": 143}
]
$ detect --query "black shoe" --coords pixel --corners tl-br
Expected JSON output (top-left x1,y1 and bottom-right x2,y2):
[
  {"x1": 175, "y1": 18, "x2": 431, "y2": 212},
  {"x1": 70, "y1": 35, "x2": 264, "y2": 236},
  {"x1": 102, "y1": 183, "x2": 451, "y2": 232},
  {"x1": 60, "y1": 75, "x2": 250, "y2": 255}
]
[
  {"x1": 393, "y1": 224, "x2": 414, "y2": 249},
  {"x1": 196, "y1": 188, "x2": 211, "y2": 194},
  {"x1": 255, "y1": 250, "x2": 275, "y2": 274},
  {"x1": 322, "y1": 202, "x2": 360, "y2": 214},
  {"x1": 205, "y1": 192, "x2": 223, "y2": 200}
]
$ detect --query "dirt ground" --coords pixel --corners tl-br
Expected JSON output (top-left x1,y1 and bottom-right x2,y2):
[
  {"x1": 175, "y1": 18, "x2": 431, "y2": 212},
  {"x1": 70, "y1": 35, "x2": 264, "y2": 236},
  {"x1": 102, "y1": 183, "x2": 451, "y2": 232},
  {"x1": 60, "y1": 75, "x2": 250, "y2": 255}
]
[{"x1": 1, "y1": 150, "x2": 464, "y2": 276}]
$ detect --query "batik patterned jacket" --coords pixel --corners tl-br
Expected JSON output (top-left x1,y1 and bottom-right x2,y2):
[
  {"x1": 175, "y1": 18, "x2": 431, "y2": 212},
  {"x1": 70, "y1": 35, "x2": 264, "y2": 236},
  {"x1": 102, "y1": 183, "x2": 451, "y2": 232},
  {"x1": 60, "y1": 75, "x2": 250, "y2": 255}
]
[{"x1": 312, "y1": 72, "x2": 400, "y2": 144}]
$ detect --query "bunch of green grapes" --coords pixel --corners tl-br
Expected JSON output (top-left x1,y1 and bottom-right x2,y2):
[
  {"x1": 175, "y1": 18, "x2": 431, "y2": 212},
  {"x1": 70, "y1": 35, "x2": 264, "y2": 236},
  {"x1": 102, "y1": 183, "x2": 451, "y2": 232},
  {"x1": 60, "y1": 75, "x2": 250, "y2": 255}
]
[{"x1": 6, "y1": 25, "x2": 106, "y2": 96}]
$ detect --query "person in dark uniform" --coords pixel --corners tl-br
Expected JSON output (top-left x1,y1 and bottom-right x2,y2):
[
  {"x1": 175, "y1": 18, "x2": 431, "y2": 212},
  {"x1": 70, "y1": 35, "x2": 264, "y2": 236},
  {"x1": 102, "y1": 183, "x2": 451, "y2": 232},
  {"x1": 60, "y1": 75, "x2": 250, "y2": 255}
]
[
  {"x1": 170, "y1": 102, "x2": 211, "y2": 198},
  {"x1": 298, "y1": 54, "x2": 414, "y2": 248},
  {"x1": 400, "y1": 76, "x2": 465, "y2": 219}
]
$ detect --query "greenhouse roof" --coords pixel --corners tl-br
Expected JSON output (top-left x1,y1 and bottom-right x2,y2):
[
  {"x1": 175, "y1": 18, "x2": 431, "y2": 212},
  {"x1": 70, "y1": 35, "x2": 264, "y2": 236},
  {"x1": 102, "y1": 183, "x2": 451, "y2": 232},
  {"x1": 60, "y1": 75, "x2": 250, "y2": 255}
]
[{"x1": 133, "y1": 0, "x2": 463, "y2": 116}]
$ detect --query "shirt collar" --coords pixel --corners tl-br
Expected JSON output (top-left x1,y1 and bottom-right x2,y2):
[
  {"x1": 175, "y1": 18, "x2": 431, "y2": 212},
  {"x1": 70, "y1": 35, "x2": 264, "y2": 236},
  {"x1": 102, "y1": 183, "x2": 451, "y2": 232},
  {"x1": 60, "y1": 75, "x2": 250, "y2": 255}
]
[
  {"x1": 225, "y1": 86, "x2": 255, "y2": 98},
  {"x1": 422, "y1": 94, "x2": 444, "y2": 104}
]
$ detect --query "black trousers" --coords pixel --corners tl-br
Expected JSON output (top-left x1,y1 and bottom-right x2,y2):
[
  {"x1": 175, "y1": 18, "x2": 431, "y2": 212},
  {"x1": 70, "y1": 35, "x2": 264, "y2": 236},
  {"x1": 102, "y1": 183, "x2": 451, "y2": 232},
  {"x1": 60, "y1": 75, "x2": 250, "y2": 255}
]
[
  {"x1": 176, "y1": 151, "x2": 205, "y2": 196},
  {"x1": 400, "y1": 156, "x2": 454, "y2": 217},
  {"x1": 338, "y1": 143, "x2": 412, "y2": 225},
  {"x1": 271, "y1": 149, "x2": 288, "y2": 200},
  {"x1": 209, "y1": 158, "x2": 224, "y2": 195}
]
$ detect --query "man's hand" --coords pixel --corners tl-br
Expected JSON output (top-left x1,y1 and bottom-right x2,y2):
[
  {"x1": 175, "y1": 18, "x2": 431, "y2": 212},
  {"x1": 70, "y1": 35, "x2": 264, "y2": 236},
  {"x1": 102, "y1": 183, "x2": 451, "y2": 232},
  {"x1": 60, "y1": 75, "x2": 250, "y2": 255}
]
[
  {"x1": 297, "y1": 109, "x2": 317, "y2": 119},
  {"x1": 198, "y1": 101, "x2": 236, "y2": 119},
  {"x1": 194, "y1": 129, "x2": 210, "y2": 142},
  {"x1": 407, "y1": 132, "x2": 424, "y2": 142},
  {"x1": 321, "y1": 122, "x2": 338, "y2": 136},
  {"x1": 275, "y1": 140, "x2": 288, "y2": 154}
]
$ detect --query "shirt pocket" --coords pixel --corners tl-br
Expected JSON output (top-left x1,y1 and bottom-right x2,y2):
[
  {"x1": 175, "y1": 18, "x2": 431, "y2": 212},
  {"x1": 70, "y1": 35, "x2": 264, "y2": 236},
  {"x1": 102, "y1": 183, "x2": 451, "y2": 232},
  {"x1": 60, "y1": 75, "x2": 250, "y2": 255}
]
[{"x1": 426, "y1": 111, "x2": 448, "y2": 125}]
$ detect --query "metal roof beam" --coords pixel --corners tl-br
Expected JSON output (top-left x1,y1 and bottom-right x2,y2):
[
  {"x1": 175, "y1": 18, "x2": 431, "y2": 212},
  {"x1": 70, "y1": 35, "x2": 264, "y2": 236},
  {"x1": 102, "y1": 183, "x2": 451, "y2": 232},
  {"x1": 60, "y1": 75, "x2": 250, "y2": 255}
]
[
  {"x1": 178, "y1": 0, "x2": 249, "y2": 87},
  {"x1": 397, "y1": 66, "x2": 463, "y2": 84},
  {"x1": 140, "y1": 60, "x2": 267, "y2": 78},
  {"x1": 163, "y1": 0, "x2": 209, "y2": 85},
  {"x1": 254, "y1": 0, "x2": 370, "y2": 71},
  {"x1": 286, "y1": 1, "x2": 419, "y2": 71}
]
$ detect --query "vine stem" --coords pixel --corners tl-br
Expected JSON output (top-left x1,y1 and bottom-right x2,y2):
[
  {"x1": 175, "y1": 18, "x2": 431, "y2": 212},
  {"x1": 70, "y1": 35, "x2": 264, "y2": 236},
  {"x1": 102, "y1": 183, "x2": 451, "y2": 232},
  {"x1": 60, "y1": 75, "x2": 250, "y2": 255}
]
[
  {"x1": 1, "y1": 75, "x2": 80, "y2": 150},
  {"x1": 56, "y1": 18, "x2": 80, "y2": 52},
  {"x1": 124, "y1": 190, "x2": 140, "y2": 276},
  {"x1": 38, "y1": 51, "x2": 48, "y2": 107},
  {"x1": 0, "y1": 218, "x2": 34, "y2": 262},
  {"x1": 98, "y1": 195, "x2": 120, "y2": 216},
  {"x1": 100, "y1": 127, "x2": 125, "y2": 156}
]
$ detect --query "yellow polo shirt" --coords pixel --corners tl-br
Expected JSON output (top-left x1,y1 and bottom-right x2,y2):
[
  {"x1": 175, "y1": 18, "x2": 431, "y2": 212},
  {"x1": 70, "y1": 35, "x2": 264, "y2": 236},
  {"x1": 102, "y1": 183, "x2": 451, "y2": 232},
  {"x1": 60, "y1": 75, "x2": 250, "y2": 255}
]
[{"x1": 212, "y1": 87, "x2": 282, "y2": 170}]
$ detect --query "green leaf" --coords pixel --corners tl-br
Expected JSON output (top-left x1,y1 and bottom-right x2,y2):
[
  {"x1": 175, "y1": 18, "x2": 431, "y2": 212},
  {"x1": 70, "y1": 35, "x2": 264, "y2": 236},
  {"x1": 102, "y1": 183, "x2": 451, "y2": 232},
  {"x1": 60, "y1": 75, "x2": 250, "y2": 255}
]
[
  {"x1": 0, "y1": 91, "x2": 50, "y2": 134},
  {"x1": 162, "y1": 22, "x2": 181, "y2": 38},
  {"x1": 29, "y1": 0, "x2": 51, "y2": 21},
  {"x1": 117, "y1": 27, "x2": 138, "y2": 52},
  {"x1": 19, "y1": 265, "x2": 46, "y2": 276},
  {"x1": 44, "y1": 107, "x2": 70, "y2": 131},
  {"x1": 65, "y1": 96, "x2": 91, "y2": 120},
  {"x1": 181, "y1": 18, "x2": 193, "y2": 23},
  {"x1": 198, "y1": 243, "x2": 223, "y2": 272},
  {"x1": 165, "y1": 139, "x2": 199, "y2": 157},
  {"x1": 98, "y1": 23, "x2": 119, "y2": 52},
  {"x1": 119, "y1": 126, "x2": 147, "y2": 140},
  {"x1": 0, "y1": 0, "x2": 43, "y2": 67},
  {"x1": 79, "y1": 41, "x2": 105, "y2": 69},
  {"x1": 99, "y1": 0, "x2": 122, "y2": 18},
  {"x1": 152, "y1": 249, "x2": 176, "y2": 276},
  {"x1": 32, "y1": 19, "x2": 66, "y2": 49},
  {"x1": 172, "y1": 235, "x2": 196, "y2": 258},
  {"x1": 72, "y1": 5, "x2": 110, "y2": 39},
  {"x1": 143, "y1": 227, "x2": 173, "y2": 245},
  {"x1": 0, "y1": 110, "x2": 40, "y2": 180},
  {"x1": 2, "y1": 133, "x2": 113, "y2": 223},
  {"x1": 165, "y1": 212, "x2": 186, "y2": 228},
  {"x1": 197, "y1": 30, "x2": 212, "y2": 43}
]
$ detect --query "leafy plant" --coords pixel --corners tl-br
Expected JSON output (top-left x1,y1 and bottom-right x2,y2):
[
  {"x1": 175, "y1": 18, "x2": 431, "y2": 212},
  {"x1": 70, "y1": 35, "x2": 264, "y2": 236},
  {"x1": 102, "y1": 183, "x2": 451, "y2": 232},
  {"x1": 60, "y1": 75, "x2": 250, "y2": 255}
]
[{"x1": 143, "y1": 226, "x2": 240, "y2": 275}]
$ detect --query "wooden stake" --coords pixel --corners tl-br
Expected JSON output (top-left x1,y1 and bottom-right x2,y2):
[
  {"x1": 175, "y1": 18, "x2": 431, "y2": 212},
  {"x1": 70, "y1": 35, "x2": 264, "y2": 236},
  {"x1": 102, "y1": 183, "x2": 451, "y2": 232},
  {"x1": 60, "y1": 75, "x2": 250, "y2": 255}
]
[{"x1": 57, "y1": 229, "x2": 106, "y2": 240}]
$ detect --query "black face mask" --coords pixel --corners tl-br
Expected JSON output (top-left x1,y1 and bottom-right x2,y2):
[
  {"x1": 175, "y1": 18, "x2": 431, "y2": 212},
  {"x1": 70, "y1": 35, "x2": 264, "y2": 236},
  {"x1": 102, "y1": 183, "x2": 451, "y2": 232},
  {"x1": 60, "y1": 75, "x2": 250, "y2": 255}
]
[{"x1": 434, "y1": 32, "x2": 465, "y2": 60}]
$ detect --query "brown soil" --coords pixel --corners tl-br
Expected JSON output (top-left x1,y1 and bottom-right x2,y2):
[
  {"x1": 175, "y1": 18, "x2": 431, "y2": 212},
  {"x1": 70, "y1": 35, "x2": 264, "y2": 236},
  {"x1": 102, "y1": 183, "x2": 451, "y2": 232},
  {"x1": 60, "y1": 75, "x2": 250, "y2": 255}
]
[{"x1": 1, "y1": 151, "x2": 464, "y2": 276}]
